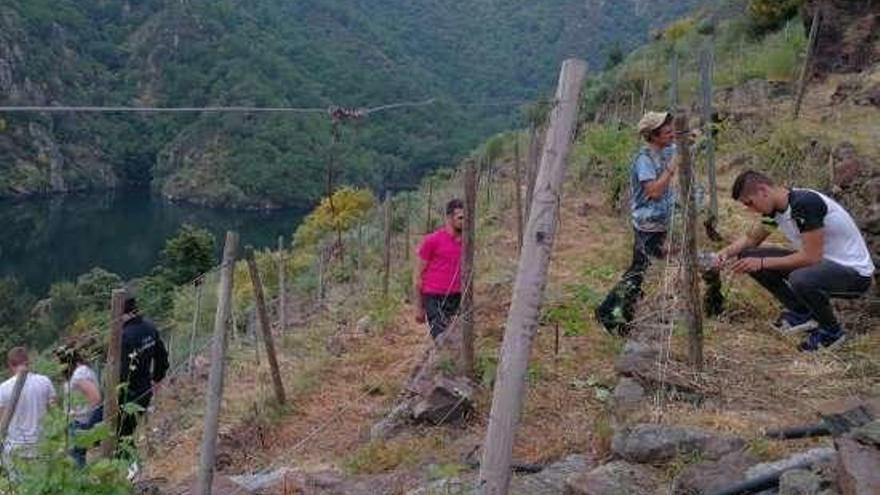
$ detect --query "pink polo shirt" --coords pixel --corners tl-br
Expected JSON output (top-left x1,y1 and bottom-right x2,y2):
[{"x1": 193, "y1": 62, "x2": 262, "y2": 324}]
[{"x1": 418, "y1": 228, "x2": 462, "y2": 295}]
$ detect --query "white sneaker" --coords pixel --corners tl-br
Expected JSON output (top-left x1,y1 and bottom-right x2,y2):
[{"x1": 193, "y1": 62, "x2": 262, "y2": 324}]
[{"x1": 127, "y1": 461, "x2": 140, "y2": 482}]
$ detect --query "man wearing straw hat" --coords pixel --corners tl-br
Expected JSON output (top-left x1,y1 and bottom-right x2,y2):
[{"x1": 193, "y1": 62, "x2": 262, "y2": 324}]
[{"x1": 596, "y1": 111, "x2": 677, "y2": 336}]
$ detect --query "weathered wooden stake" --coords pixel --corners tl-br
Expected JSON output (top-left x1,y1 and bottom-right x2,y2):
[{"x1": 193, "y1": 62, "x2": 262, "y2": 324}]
[
  {"x1": 100, "y1": 289, "x2": 126, "y2": 459},
  {"x1": 0, "y1": 369, "x2": 28, "y2": 444},
  {"x1": 246, "y1": 248, "x2": 287, "y2": 406},
  {"x1": 382, "y1": 191, "x2": 393, "y2": 297},
  {"x1": 513, "y1": 134, "x2": 524, "y2": 253},
  {"x1": 196, "y1": 231, "x2": 238, "y2": 495},
  {"x1": 425, "y1": 179, "x2": 434, "y2": 233},
  {"x1": 669, "y1": 50, "x2": 679, "y2": 110},
  {"x1": 700, "y1": 41, "x2": 718, "y2": 228},
  {"x1": 404, "y1": 194, "x2": 411, "y2": 262},
  {"x1": 478, "y1": 58, "x2": 587, "y2": 495},
  {"x1": 189, "y1": 280, "x2": 203, "y2": 377},
  {"x1": 525, "y1": 127, "x2": 541, "y2": 222},
  {"x1": 674, "y1": 113, "x2": 704, "y2": 372},
  {"x1": 793, "y1": 7, "x2": 822, "y2": 119},
  {"x1": 278, "y1": 236, "x2": 287, "y2": 332},
  {"x1": 460, "y1": 159, "x2": 478, "y2": 377}
]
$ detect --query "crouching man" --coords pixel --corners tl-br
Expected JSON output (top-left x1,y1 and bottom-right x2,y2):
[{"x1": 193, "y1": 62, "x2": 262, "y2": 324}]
[{"x1": 718, "y1": 170, "x2": 874, "y2": 351}]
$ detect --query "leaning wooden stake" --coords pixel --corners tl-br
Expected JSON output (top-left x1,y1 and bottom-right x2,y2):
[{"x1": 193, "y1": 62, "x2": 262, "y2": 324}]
[
  {"x1": 246, "y1": 248, "x2": 287, "y2": 406},
  {"x1": 0, "y1": 369, "x2": 28, "y2": 444},
  {"x1": 278, "y1": 236, "x2": 287, "y2": 332},
  {"x1": 100, "y1": 289, "x2": 126, "y2": 458},
  {"x1": 425, "y1": 179, "x2": 434, "y2": 233},
  {"x1": 699, "y1": 41, "x2": 719, "y2": 231},
  {"x1": 404, "y1": 194, "x2": 411, "y2": 262},
  {"x1": 669, "y1": 50, "x2": 679, "y2": 110},
  {"x1": 513, "y1": 135, "x2": 524, "y2": 253},
  {"x1": 189, "y1": 280, "x2": 203, "y2": 377},
  {"x1": 460, "y1": 159, "x2": 478, "y2": 377},
  {"x1": 196, "y1": 231, "x2": 238, "y2": 495},
  {"x1": 382, "y1": 191, "x2": 393, "y2": 297},
  {"x1": 674, "y1": 113, "x2": 704, "y2": 371},
  {"x1": 793, "y1": 7, "x2": 822, "y2": 119},
  {"x1": 478, "y1": 58, "x2": 587, "y2": 495}
]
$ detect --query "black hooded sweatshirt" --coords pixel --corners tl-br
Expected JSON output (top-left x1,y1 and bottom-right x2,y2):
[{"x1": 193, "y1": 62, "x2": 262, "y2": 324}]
[{"x1": 120, "y1": 315, "x2": 169, "y2": 402}]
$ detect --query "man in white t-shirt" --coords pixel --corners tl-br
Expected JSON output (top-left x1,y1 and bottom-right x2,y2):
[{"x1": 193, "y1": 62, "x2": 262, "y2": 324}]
[
  {"x1": 717, "y1": 170, "x2": 875, "y2": 351},
  {"x1": 0, "y1": 347, "x2": 56, "y2": 464}
]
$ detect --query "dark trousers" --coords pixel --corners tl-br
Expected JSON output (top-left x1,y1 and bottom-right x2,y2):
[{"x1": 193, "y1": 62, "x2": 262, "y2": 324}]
[
  {"x1": 596, "y1": 229, "x2": 667, "y2": 333},
  {"x1": 740, "y1": 247, "x2": 872, "y2": 328},
  {"x1": 117, "y1": 392, "x2": 152, "y2": 460},
  {"x1": 422, "y1": 293, "x2": 461, "y2": 339},
  {"x1": 621, "y1": 230, "x2": 667, "y2": 290},
  {"x1": 70, "y1": 405, "x2": 103, "y2": 467}
]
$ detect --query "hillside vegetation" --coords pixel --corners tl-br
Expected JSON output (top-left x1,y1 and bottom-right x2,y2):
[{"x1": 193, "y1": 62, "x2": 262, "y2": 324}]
[{"x1": 0, "y1": 0, "x2": 705, "y2": 208}]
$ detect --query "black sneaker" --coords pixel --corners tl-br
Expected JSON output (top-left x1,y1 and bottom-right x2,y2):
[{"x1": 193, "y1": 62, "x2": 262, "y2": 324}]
[
  {"x1": 773, "y1": 310, "x2": 819, "y2": 335},
  {"x1": 798, "y1": 326, "x2": 847, "y2": 352}
]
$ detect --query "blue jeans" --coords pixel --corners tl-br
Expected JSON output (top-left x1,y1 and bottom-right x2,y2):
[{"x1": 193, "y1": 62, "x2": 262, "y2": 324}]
[{"x1": 70, "y1": 405, "x2": 103, "y2": 467}]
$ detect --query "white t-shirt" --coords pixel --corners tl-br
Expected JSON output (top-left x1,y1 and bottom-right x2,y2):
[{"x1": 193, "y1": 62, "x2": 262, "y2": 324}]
[
  {"x1": 66, "y1": 365, "x2": 100, "y2": 424},
  {"x1": 0, "y1": 372, "x2": 56, "y2": 454},
  {"x1": 772, "y1": 188, "x2": 875, "y2": 277}
]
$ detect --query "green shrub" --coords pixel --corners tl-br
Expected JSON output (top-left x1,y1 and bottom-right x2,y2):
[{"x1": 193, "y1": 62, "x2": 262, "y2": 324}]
[
  {"x1": 747, "y1": 0, "x2": 802, "y2": 35},
  {"x1": 0, "y1": 409, "x2": 131, "y2": 494},
  {"x1": 572, "y1": 124, "x2": 638, "y2": 209}
]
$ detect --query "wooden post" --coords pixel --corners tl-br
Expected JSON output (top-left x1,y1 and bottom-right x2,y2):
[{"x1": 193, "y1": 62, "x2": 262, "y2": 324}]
[
  {"x1": 700, "y1": 41, "x2": 718, "y2": 228},
  {"x1": 382, "y1": 191, "x2": 393, "y2": 297},
  {"x1": 189, "y1": 280, "x2": 203, "y2": 377},
  {"x1": 669, "y1": 50, "x2": 679, "y2": 110},
  {"x1": 100, "y1": 289, "x2": 126, "y2": 459},
  {"x1": 640, "y1": 78, "x2": 649, "y2": 115},
  {"x1": 793, "y1": 7, "x2": 822, "y2": 119},
  {"x1": 404, "y1": 194, "x2": 411, "y2": 262},
  {"x1": 513, "y1": 134, "x2": 524, "y2": 253},
  {"x1": 278, "y1": 236, "x2": 287, "y2": 332},
  {"x1": 478, "y1": 59, "x2": 587, "y2": 495},
  {"x1": 425, "y1": 179, "x2": 434, "y2": 233},
  {"x1": 460, "y1": 159, "x2": 478, "y2": 377},
  {"x1": 674, "y1": 113, "x2": 704, "y2": 372},
  {"x1": 195, "y1": 231, "x2": 238, "y2": 495},
  {"x1": 525, "y1": 127, "x2": 540, "y2": 222},
  {"x1": 0, "y1": 369, "x2": 28, "y2": 444},
  {"x1": 246, "y1": 248, "x2": 287, "y2": 406},
  {"x1": 317, "y1": 243, "x2": 325, "y2": 304}
]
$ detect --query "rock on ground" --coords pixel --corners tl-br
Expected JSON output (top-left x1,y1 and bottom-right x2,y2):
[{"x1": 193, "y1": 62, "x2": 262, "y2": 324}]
[
  {"x1": 835, "y1": 436, "x2": 880, "y2": 495},
  {"x1": 565, "y1": 461, "x2": 660, "y2": 495},
  {"x1": 611, "y1": 423, "x2": 745, "y2": 464},
  {"x1": 673, "y1": 450, "x2": 758, "y2": 495}
]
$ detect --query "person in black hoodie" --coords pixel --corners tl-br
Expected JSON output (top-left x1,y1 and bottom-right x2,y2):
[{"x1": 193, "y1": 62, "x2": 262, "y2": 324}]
[{"x1": 118, "y1": 296, "x2": 169, "y2": 460}]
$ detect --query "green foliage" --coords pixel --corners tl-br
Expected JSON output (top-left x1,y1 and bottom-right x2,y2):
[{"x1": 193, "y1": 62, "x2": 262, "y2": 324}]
[
  {"x1": 0, "y1": 278, "x2": 36, "y2": 352},
  {"x1": 2, "y1": 0, "x2": 704, "y2": 206},
  {"x1": 1, "y1": 409, "x2": 131, "y2": 494},
  {"x1": 572, "y1": 124, "x2": 639, "y2": 209},
  {"x1": 157, "y1": 225, "x2": 216, "y2": 286},
  {"x1": 75, "y1": 268, "x2": 123, "y2": 312},
  {"x1": 747, "y1": 0, "x2": 802, "y2": 35}
]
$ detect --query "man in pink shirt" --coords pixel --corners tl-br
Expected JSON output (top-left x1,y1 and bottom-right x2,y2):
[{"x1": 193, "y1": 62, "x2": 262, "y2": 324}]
[{"x1": 414, "y1": 199, "x2": 464, "y2": 339}]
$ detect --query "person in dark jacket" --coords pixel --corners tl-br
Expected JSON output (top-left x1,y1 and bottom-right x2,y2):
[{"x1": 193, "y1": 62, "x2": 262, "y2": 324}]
[{"x1": 118, "y1": 296, "x2": 169, "y2": 461}]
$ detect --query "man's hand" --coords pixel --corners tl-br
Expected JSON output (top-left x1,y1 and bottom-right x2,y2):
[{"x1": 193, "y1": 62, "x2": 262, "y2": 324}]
[
  {"x1": 414, "y1": 301, "x2": 426, "y2": 324},
  {"x1": 729, "y1": 256, "x2": 763, "y2": 274}
]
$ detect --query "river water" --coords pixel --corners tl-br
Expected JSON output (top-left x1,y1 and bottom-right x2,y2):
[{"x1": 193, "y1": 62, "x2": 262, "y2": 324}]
[{"x1": 0, "y1": 189, "x2": 304, "y2": 296}]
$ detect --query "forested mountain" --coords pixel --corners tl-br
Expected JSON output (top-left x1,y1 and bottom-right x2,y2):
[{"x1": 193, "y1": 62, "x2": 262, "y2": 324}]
[{"x1": 0, "y1": 0, "x2": 704, "y2": 209}]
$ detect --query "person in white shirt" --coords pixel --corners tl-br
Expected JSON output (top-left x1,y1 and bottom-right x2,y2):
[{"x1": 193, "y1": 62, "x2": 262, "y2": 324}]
[
  {"x1": 0, "y1": 347, "x2": 56, "y2": 467},
  {"x1": 59, "y1": 348, "x2": 102, "y2": 467},
  {"x1": 717, "y1": 170, "x2": 875, "y2": 351}
]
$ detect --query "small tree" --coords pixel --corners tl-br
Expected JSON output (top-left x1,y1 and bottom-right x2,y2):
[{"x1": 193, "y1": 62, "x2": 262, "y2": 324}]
[
  {"x1": 76, "y1": 268, "x2": 123, "y2": 311},
  {"x1": 158, "y1": 224, "x2": 216, "y2": 286}
]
